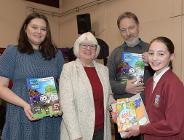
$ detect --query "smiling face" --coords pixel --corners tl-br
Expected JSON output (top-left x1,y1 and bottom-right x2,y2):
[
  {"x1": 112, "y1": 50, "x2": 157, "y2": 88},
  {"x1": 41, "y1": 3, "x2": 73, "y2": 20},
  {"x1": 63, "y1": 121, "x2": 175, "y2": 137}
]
[
  {"x1": 25, "y1": 18, "x2": 47, "y2": 50},
  {"x1": 79, "y1": 40, "x2": 97, "y2": 64},
  {"x1": 119, "y1": 17, "x2": 139, "y2": 47},
  {"x1": 148, "y1": 41, "x2": 174, "y2": 74}
]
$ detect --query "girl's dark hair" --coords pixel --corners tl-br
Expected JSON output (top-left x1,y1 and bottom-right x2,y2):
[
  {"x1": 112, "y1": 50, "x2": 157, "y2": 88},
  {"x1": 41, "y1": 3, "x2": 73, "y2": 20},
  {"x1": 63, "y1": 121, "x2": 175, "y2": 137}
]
[
  {"x1": 150, "y1": 36, "x2": 175, "y2": 69},
  {"x1": 17, "y1": 12, "x2": 57, "y2": 60},
  {"x1": 117, "y1": 11, "x2": 139, "y2": 29}
]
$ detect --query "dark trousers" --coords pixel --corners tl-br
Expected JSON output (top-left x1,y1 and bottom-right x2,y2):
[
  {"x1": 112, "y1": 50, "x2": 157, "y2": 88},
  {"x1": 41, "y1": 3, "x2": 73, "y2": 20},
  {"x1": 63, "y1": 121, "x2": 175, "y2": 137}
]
[
  {"x1": 92, "y1": 128, "x2": 104, "y2": 140},
  {"x1": 114, "y1": 123, "x2": 143, "y2": 140}
]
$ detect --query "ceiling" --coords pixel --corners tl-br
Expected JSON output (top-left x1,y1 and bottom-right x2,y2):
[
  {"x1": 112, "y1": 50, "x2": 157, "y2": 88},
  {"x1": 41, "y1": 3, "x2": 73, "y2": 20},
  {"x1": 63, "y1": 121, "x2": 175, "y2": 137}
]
[{"x1": 26, "y1": 0, "x2": 60, "y2": 8}]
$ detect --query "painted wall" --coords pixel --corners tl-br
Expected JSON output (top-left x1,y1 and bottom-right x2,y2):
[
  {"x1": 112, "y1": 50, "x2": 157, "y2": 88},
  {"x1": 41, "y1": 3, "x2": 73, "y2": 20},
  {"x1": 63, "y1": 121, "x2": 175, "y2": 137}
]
[
  {"x1": 59, "y1": 0, "x2": 184, "y2": 82},
  {"x1": 0, "y1": 0, "x2": 183, "y2": 81},
  {"x1": 0, "y1": 0, "x2": 61, "y2": 48}
]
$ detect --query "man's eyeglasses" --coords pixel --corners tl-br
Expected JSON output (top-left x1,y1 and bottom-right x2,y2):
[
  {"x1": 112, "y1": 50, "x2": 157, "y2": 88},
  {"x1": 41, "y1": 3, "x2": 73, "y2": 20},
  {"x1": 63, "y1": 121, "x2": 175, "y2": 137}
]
[{"x1": 80, "y1": 44, "x2": 97, "y2": 50}]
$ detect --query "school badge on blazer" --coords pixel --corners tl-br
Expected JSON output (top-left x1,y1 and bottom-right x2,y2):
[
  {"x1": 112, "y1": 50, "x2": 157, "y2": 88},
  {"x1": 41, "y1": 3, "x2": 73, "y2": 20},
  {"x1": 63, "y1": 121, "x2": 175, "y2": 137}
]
[{"x1": 154, "y1": 95, "x2": 160, "y2": 107}]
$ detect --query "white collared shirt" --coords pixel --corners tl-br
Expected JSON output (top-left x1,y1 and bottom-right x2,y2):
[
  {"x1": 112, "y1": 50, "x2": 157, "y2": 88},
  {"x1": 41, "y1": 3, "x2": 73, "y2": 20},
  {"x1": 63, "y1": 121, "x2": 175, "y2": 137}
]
[{"x1": 153, "y1": 67, "x2": 170, "y2": 91}]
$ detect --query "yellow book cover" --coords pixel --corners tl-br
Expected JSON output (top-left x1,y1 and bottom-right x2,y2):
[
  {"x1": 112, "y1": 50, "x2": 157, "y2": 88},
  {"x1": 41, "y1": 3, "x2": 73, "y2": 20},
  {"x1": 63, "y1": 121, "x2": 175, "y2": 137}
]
[{"x1": 116, "y1": 94, "x2": 149, "y2": 132}]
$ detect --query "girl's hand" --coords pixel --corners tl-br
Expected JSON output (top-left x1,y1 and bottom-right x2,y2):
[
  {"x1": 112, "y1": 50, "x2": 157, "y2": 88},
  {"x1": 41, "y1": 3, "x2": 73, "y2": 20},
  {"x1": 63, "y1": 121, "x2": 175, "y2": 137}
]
[{"x1": 124, "y1": 125, "x2": 140, "y2": 138}]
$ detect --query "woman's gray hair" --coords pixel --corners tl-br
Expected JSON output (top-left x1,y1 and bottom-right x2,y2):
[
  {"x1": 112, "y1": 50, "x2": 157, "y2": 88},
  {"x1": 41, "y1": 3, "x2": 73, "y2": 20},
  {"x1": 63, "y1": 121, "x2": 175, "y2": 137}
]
[{"x1": 73, "y1": 32, "x2": 100, "y2": 58}]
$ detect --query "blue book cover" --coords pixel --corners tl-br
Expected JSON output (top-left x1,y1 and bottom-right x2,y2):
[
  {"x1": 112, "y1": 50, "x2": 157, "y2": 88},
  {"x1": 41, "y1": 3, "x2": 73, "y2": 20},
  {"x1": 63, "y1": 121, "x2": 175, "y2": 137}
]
[
  {"x1": 120, "y1": 52, "x2": 145, "y2": 84},
  {"x1": 26, "y1": 77, "x2": 61, "y2": 119}
]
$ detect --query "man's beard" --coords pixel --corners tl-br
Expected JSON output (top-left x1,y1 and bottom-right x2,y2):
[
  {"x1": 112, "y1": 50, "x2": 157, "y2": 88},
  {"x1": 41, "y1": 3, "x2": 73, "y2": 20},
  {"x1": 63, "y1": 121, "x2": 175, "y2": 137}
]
[{"x1": 125, "y1": 37, "x2": 140, "y2": 47}]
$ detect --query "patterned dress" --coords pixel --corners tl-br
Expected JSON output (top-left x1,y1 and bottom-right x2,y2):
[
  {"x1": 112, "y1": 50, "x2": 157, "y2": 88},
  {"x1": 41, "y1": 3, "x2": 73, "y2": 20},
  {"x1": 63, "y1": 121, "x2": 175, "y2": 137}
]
[{"x1": 0, "y1": 45, "x2": 64, "y2": 140}]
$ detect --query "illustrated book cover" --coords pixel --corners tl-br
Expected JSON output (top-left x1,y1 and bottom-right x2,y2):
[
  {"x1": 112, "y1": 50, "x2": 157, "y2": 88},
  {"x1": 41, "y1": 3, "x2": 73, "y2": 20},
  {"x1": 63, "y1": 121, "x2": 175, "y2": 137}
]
[
  {"x1": 111, "y1": 94, "x2": 149, "y2": 138},
  {"x1": 118, "y1": 52, "x2": 145, "y2": 84},
  {"x1": 26, "y1": 77, "x2": 61, "y2": 119}
]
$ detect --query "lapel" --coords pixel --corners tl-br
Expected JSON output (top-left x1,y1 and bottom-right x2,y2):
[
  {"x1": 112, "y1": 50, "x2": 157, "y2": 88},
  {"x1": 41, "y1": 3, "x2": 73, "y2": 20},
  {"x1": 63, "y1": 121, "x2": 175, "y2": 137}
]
[
  {"x1": 94, "y1": 62, "x2": 107, "y2": 109},
  {"x1": 75, "y1": 59, "x2": 94, "y2": 104},
  {"x1": 146, "y1": 78, "x2": 155, "y2": 113},
  {"x1": 74, "y1": 59, "x2": 108, "y2": 108},
  {"x1": 147, "y1": 71, "x2": 170, "y2": 113}
]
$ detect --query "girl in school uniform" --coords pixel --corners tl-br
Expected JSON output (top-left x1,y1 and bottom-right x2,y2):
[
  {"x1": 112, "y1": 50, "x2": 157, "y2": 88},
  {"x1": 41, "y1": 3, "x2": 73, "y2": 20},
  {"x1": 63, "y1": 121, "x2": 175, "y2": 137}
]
[{"x1": 124, "y1": 36, "x2": 184, "y2": 140}]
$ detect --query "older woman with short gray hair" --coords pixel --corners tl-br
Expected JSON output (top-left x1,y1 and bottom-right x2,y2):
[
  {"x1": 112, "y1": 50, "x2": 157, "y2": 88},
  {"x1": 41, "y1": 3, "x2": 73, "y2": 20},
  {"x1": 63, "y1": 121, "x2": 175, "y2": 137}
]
[{"x1": 59, "y1": 32, "x2": 113, "y2": 140}]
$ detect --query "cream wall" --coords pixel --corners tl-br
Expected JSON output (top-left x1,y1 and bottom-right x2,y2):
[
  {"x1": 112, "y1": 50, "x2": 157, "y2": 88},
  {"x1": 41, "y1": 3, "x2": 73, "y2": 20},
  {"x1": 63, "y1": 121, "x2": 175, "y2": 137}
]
[
  {"x1": 0, "y1": 0, "x2": 61, "y2": 48},
  {"x1": 0, "y1": 0, "x2": 183, "y2": 82},
  {"x1": 60, "y1": 0, "x2": 184, "y2": 82},
  {"x1": 0, "y1": 0, "x2": 26, "y2": 47}
]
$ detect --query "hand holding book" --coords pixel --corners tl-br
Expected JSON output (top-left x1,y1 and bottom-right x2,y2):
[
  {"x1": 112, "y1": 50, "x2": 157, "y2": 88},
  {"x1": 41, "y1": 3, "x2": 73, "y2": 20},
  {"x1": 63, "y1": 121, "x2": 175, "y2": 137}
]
[
  {"x1": 119, "y1": 125, "x2": 140, "y2": 139},
  {"x1": 110, "y1": 94, "x2": 149, "y2": 138},
  {"x1": 22, "y1": 101, "x2": 40, "y2": 121},
  {"x1": 119, "y1": 52, "x2": 145, "y2": 94},
  {"x1": 26, "y1": 77, "x2": 62, "y2": 119},
  {"x1": 125, "y1": 125, "x2": 140, "y2": 138},
  {"x1": 125, "y1": 79, "x2": 144, "y2": 94}
]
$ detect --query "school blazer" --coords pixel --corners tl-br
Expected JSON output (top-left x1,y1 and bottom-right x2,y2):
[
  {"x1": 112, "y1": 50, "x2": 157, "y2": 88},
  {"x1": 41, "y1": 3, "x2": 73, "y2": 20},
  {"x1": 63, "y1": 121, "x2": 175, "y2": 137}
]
[{"x1": 59, "y1": 58, "x2": 112, "y2": 140}]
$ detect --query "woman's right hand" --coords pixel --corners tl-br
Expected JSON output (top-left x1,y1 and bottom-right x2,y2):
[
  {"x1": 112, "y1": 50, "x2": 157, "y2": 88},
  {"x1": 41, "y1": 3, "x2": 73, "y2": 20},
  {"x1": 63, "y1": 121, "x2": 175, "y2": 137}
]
[
  {"x1": 109, "y1": 103, "x2": 118, "y2": 123},
  {"x1": 23, "y1": 103, "x2": 38, "y2": 121},
  {"x1": 111, "y1": 111, "x2": 118, "y2": 123}
]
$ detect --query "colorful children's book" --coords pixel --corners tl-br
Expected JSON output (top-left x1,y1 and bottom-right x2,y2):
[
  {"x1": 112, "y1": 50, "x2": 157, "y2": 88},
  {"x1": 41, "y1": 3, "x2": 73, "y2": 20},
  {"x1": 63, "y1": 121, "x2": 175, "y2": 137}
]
[
  {"x1": 111, "y1": 94, "x2": 149, "y2": 138},
  {"x1": 119, "y1": 52, "x2": 145, "y2": 84},
  {"x1": 26, "y1": 77, "x2": 61, "y2": 119}
]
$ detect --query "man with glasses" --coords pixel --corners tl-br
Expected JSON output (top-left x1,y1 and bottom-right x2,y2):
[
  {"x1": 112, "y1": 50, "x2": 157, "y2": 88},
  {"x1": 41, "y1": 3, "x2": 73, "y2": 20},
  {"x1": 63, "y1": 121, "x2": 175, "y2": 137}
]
[{"x1": 107, "y1": 12, "x2": 154, "y2": 140}]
